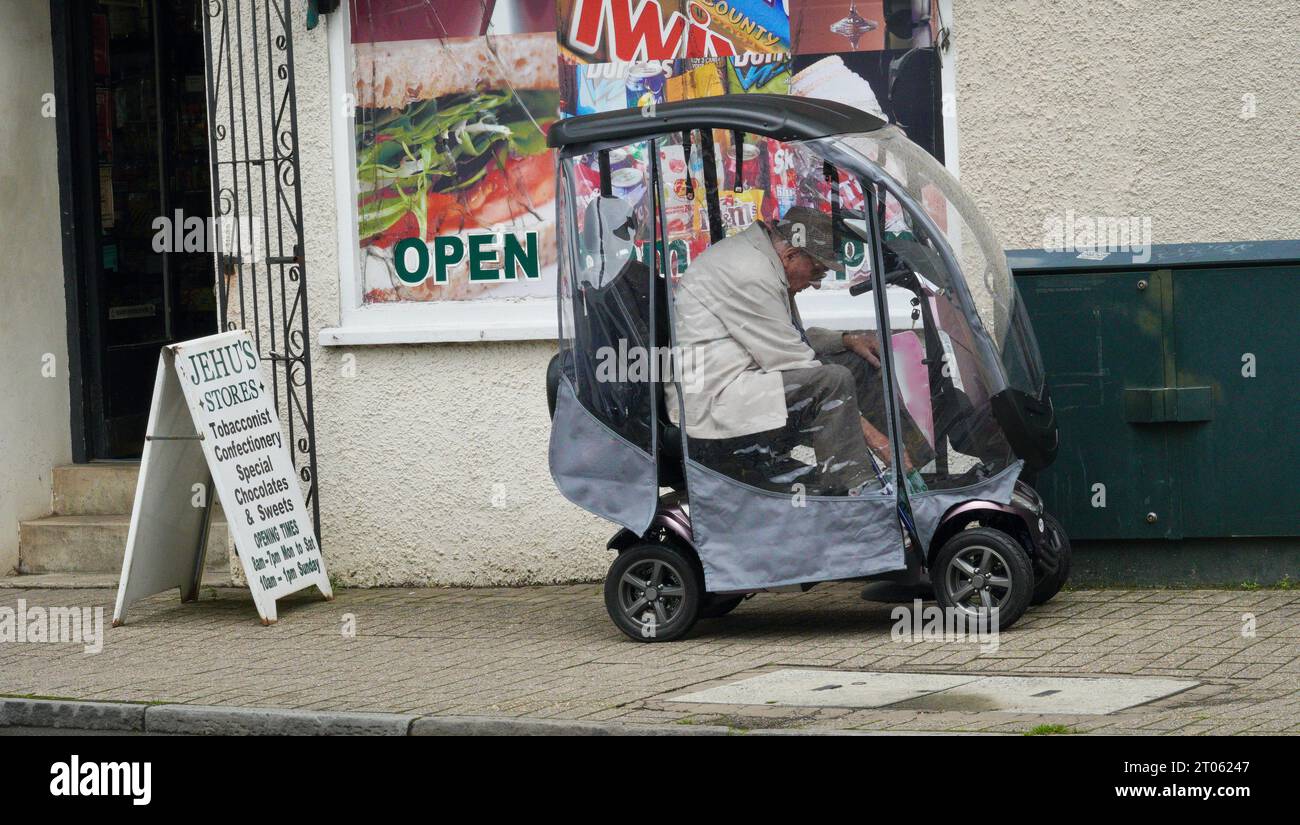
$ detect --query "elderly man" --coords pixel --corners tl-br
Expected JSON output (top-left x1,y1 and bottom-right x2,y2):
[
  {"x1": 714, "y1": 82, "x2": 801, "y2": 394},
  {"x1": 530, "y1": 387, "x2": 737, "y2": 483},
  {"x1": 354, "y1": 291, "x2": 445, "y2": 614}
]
[{"x1": 667, "y1": 206, "x2": 929, "y2": 494}]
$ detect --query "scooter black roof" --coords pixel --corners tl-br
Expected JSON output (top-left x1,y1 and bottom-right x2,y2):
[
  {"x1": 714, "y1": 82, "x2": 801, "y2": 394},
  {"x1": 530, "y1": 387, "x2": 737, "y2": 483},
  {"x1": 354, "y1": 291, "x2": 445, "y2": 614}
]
[{"x1": 547, "y1": 94, "x2": 887, "y2": 152}]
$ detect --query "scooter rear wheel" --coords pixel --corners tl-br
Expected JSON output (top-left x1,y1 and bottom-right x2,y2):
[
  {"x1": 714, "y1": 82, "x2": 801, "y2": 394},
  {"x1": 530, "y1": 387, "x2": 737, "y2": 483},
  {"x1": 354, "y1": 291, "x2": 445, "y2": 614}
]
[
  {"x1": 604, "y1": 544, "x2": 702, "y2": 642},
  {"x1": 933, "y1": 528, "x2": 1035, "y2": 630}
]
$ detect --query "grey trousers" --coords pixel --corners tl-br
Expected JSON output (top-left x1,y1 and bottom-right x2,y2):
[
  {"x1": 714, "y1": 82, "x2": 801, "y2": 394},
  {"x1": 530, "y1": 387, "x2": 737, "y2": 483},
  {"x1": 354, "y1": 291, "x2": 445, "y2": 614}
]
[{"x1": 781, "y1": 364, "x2": 879, "y2": 493}]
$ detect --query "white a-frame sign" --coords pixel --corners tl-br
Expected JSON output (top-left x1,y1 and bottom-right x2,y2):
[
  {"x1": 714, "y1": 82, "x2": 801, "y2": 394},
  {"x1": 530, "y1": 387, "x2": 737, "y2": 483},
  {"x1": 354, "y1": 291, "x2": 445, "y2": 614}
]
[{"x1": 114, "y1": 330, "x2": 332, "y2": 626}]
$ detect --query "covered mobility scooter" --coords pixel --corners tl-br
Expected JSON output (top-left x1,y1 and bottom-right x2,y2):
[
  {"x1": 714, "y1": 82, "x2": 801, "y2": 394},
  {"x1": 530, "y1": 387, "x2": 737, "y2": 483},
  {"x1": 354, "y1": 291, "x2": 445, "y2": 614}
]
[{"x1": 545, "y1": 95, "x2": 1067, "y2": 641}]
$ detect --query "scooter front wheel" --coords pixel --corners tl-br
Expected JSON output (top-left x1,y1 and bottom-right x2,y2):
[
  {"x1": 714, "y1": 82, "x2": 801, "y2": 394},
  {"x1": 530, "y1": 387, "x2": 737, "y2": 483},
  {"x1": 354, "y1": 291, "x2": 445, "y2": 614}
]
[
  {"x1": 604, "y1": 544, "x2": 702, "y2": 642},
  {"x1": 933, "y1": 528, "x2": 1035, "y2": 630}
]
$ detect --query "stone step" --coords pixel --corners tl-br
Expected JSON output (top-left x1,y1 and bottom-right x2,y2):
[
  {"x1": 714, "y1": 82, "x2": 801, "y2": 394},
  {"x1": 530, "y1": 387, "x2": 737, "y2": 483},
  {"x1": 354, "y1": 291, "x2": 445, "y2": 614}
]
[
  {"x1": 17, "y1": 514, "x2": 229, "y2": 575},
  {"x1": 52, "y1": 462, "x2": 225, "y2": 519},
  {"x1": 52, "y1": 463, "x2": 140, "y2": 516}
]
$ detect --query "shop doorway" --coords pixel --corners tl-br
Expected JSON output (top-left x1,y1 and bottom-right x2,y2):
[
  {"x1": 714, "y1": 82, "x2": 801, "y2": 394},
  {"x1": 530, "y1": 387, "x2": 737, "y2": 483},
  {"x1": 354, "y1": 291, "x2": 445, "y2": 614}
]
[{"x1": 55, "y1": 0, "x2": 216, "y2": 460}]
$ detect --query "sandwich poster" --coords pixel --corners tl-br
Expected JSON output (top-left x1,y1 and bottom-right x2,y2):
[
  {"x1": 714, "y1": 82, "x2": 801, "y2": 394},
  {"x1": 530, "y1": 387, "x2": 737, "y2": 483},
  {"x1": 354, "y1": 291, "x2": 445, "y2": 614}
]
[{"x1": 351, "y1": 0, "x2": 560, "y2": 303}]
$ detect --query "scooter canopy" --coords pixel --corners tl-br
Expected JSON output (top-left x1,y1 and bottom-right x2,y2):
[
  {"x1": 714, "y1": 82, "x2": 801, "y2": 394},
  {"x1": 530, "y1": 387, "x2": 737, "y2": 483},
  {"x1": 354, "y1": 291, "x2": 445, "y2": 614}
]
[{"x1": 548, "y1": 94, "x2": 886, "y2": 153}]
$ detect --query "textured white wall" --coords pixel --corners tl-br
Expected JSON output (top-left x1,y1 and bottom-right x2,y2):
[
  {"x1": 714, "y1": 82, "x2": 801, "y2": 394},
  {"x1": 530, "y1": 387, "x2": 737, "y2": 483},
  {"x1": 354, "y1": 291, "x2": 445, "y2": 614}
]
[
  {"x1": 294, "y1": 1, "x2": 1299, "y2": 585},
  {"x1": 951, "y1": 0, "x2": 1300, "y2": 248},
  {"x1": 0, "y1": 1, "x2": 71, "y2": 573}
]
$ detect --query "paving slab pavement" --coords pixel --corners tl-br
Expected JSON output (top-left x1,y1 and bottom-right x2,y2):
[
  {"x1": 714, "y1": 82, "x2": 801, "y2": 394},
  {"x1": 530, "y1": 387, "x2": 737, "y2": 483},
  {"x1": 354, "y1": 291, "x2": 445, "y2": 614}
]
[{"x1": 0, "y1": 581, "x2": 1295, "y2": 734}]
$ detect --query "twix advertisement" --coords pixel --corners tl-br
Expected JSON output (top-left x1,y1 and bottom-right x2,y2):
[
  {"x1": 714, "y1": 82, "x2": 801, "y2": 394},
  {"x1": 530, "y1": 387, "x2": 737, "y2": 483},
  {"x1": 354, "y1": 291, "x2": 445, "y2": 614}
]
[
  {"x1": 557, "y1": 0, "x2": 791, "y2": 117},
  {"x1": 560, "y1": 0, "x2": 789, "y2": 63}
]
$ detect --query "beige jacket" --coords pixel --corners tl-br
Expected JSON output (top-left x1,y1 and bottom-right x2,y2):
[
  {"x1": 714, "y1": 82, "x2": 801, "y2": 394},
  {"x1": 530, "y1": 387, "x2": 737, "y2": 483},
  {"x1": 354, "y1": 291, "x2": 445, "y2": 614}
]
[{"x1": 666, "y1": 223, "x2": 846, "y2": 439}]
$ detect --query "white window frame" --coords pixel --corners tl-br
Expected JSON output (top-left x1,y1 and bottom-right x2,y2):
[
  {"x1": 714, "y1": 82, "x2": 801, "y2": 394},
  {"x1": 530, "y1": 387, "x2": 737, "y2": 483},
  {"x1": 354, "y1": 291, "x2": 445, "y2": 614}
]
[
  {"x1": 938, "y1": 0, "x2": 960, "y2": 179},
  {"x1": 320, "y1": 0, "x2": 961, "y2": 346}
]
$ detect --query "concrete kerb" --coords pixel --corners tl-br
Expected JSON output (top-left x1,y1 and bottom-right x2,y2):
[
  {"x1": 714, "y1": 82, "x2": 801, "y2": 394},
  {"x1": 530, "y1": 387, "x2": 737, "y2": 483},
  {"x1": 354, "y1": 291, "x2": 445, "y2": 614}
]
[
  {"x1": 409, "y1": 716, "x2": 732, "y2": 736},
  {"x1": 0, "y1": 698, "x2": 1022, "y2": 735},
  {"x1": 0, "y1": 697, "x2": 147, "y2": 731},
  {"x1": 0, "y1": 696, "x2": 1013, "y2": 737},
  {"x1": 0, "y1": 698, "x2": 746, "y2": 736},
  {"x1": 144, "y1": 704, "x2": 418, "y2": 736}
]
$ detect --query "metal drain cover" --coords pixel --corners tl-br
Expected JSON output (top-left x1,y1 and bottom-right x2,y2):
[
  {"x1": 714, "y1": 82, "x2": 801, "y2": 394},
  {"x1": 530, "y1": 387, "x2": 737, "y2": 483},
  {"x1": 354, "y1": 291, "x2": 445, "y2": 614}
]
[
  {"x1": 670, "y1": 670, "x2": 1198, "y2": 715},
  {"x1": 671, "y1": 670, "x2": 978, "y2": 709}
]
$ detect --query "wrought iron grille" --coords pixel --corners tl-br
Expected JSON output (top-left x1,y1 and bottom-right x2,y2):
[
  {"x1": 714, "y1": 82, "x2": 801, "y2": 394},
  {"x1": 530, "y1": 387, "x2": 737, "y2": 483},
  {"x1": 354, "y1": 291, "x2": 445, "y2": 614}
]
[{"x1": 200, "y1": 0, "x2": 321, "y2": 540}]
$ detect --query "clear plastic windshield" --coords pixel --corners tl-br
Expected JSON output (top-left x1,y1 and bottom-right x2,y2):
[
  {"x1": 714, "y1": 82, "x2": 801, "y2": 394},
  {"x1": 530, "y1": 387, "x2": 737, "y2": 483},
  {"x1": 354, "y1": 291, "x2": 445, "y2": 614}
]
[
  {"x1": 811, "y1": 127, "x2": 1046, "y2": 398},
  {"x1": 807, "y1": 127, "x2": 1045, "y2": 488}
]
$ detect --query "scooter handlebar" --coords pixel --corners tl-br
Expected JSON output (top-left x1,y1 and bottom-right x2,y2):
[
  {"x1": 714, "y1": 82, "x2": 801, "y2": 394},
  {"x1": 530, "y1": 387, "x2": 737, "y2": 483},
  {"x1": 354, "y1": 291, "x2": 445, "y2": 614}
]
[{"x1": 849, "y1": 269, "x2": 912, "y2": 296}]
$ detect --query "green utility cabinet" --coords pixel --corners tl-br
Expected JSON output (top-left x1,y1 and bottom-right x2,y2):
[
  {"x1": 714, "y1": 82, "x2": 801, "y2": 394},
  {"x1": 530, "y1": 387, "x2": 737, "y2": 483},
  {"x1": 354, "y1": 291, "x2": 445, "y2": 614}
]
[{"x1": 1009, "y1": 243, "x2": 1300, "y2": 542}]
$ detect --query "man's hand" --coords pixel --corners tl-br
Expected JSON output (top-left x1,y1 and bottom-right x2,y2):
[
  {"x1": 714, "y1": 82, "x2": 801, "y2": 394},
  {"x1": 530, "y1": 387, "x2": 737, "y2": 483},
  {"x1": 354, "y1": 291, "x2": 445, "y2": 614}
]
[
  {"x1": 842, "y1": 331, "x2": 881, "y2": 369},
  {"x1": 860, "y1": 417, "x2": 915, "y2": 472}
]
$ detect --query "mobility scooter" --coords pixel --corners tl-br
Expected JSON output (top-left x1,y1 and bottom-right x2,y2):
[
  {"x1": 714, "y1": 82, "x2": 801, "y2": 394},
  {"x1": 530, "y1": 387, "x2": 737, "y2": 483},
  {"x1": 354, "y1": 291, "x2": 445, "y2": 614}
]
[{"x1": 544, "y1": 95, "x2": 1068, "y2": 641}]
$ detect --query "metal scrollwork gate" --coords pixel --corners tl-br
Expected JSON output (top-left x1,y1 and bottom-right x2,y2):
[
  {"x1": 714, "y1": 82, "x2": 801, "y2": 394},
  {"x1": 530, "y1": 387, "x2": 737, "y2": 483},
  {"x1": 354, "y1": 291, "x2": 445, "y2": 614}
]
[{"x1": 200, "y1": 0, "x2": 321, "y2": 540}]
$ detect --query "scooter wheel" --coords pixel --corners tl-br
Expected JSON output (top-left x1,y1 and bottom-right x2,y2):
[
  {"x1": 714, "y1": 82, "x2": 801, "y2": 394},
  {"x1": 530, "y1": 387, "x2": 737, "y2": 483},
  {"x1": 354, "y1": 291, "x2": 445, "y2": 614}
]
[
  {"x1": 933, "y1": 527, "x2": 1035, "y2": 630},
  {"x1": 1031, "y1": 513, "x2": 1072, "y2": 606},
  {"x1": 604, "y1": 544, "x2": 702, "y2": 642}
]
